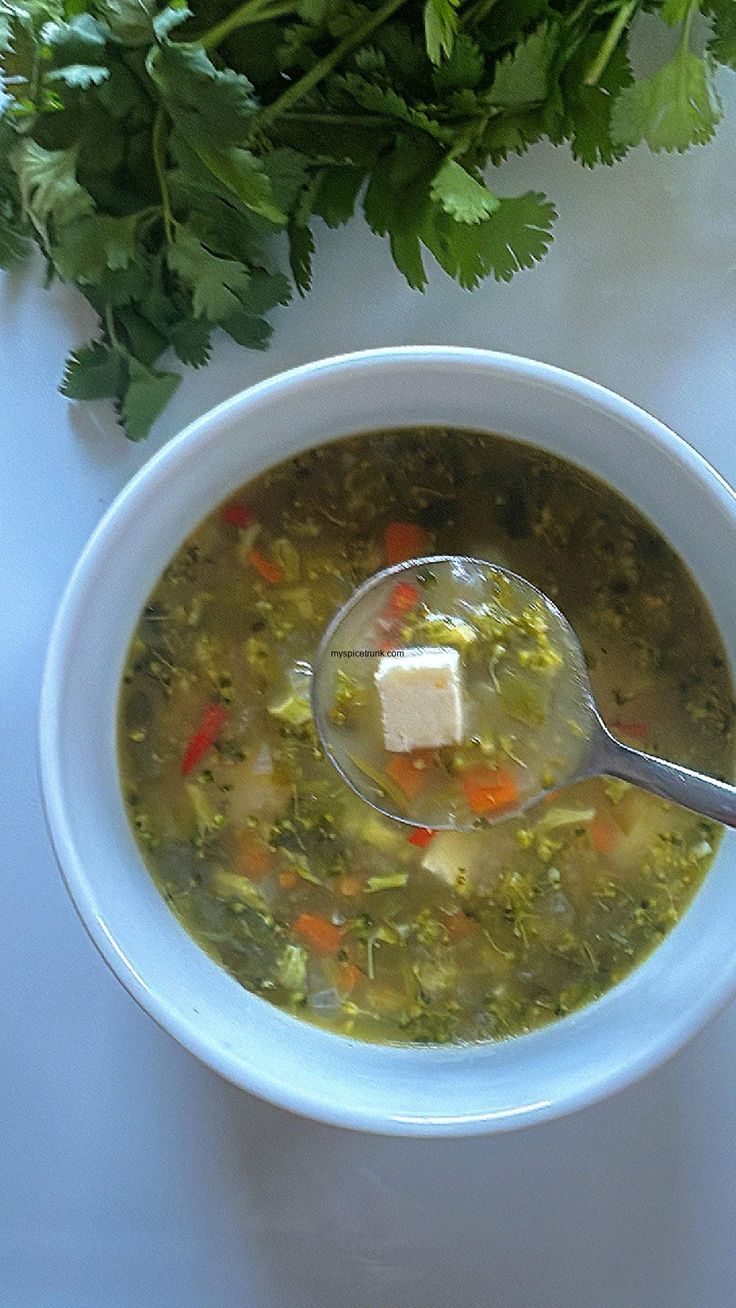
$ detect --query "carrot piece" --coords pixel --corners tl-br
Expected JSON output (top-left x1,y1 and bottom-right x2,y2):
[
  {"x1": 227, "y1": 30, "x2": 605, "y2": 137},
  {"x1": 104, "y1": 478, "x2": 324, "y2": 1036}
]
[
  {"x1": 407, "y1": 827, "x2": 437, "y2": 848},
  {"x1": 180, "y1": 701, "x2": 228, "y2": 776},
  {"x1": 221, "y1": 502, "x2": 253, "y2": 528},
  {"x1": 461, "y1": 766, "x2": 518, "y2": 816},
  {"x1": 444, "y1": 912, "x2": 478, "y2": 942},
  {"x1": 247, "y1": 548, "x2": 283, "y2": 585},
  {"x1": 338, "y1": 961, "x2": 363, "y2": 992},
  {"x1": 337, "y1": 874, "x2": 363, "y2": 896},
  {"x1": 278, "y1": 871, "x2": 297, "y2": 890},
  {"x1": 387, "y1": 581, "x2": 422, "y2": 615},
  {"x1": 378, "y1": 581, "x2": 423, "y2": 652},
  {"x1": 590, "y1": 813, "x2": 618, "y2": 855},
  {"x1": 384, "y1": 521, "x2": 430, "y2": 566},
  {"x1": 612, "y1": 720, "x2": 647, "y2": 739},
  {"x1": 235, "y1": 831, "x2": 272, "y2": 881},
  {"x1": 293, "y1": 913, "x2": 343, "y2": 954},
  {"x1": 387, "y1": 753, "x2": 430, "y2": 801}
]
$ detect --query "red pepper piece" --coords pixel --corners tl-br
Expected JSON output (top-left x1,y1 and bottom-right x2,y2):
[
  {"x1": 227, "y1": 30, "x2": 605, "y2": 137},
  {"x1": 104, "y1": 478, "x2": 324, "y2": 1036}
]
[
  {"x1": 181, "y1": 701, "x2": 228, "y2": 776},
  {"x1": 221, "y1": 503, "x2": 254, "y2": 529},
  {"x1": 407, "y1": 827, "x2": 437, "y2": 848}
]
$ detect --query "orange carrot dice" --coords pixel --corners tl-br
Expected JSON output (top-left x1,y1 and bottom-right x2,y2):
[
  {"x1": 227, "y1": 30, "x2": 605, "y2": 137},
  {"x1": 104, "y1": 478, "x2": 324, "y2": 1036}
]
[
  {"x1": 384, "y1": 521, "x2": 430, "y2": 566},
  {"x1": 293, "y1": 913, "x2": 343, "y2": 954},
  {"x1": 461, "y1": 767, "x2": 518, "y2": 816}
]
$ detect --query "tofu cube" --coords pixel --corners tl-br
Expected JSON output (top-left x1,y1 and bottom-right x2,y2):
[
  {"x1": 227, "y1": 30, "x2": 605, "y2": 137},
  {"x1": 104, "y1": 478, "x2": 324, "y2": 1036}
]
[{"x1": 375, "y1": 646, "x2": 463, "y2": 752}]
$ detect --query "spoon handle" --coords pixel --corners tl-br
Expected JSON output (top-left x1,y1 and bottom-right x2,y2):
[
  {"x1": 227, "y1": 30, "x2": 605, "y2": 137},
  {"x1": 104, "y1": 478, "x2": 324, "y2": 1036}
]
[{"x1": 595, "y1": 729, "x2": 736, "y2": 828}]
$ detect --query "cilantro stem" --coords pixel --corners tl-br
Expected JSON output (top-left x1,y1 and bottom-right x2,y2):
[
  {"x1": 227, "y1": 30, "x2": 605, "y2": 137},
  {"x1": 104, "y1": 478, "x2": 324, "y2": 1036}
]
[
  {"x1": 564, "y1": 0, "x2": 596, "y2": 29},
  {"x1": 680, "y1": 0, "x2": 696, "y2": 47},
  {"x1": 256, "y1": 0, "x2": 411, "y2": 127},
  {"x1": 583, "y1": 0, "x2": 639, "y2": 86},
  {"x1": 152, "y1": 107, "x2": 174, "y2": 243},
  {"x1": 104, "y1": 305, "x2": 123, "y2": 353},
  {"x1": 199, "y1": 0, "x2": 297, "y2": 51}
]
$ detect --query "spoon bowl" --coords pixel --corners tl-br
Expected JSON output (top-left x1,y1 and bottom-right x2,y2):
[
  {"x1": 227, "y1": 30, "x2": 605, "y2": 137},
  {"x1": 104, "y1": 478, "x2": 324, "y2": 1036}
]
[{"x1": 313, "y1": 555, "x2": 736, "y2": 831}]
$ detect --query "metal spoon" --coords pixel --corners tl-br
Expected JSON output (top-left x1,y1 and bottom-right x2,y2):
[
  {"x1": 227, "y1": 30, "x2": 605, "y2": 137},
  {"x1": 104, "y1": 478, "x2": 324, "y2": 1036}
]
[{"x1": 311, "y1": 555, "x2": 736, "y2": 831}]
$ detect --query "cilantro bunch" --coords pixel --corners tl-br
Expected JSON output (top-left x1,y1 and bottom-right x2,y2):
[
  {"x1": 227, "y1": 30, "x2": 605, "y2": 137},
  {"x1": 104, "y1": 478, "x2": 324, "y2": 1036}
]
[{"x1": 0, "y1": 0, "x2": 733, "y2": 439}]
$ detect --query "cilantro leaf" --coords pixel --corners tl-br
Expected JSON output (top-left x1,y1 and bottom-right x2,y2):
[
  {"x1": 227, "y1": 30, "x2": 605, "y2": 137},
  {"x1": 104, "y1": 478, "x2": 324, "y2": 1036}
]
[
  {"x1": 611, "y1": 42, "x2": 721, "y2": 152},
  {"x1": 166, "y1": 225, "x2": 252, "y2": 320},
  {"x1": 335, "y1": 72, "x2": 450, "y2": 142},
  {"x1": 387, "y1": 230, "x2": 426, "y2": 290},
  {"x1": 97, "y1": 0, "x2": 158, "y2": 46},
  {"x1": 0, "y1": 203, "x2": 31, "y2": 265},
  {"x1": 312, "y1": 163, "x2": 364, "y2": 226},
  {"x1": 295, "y1": 0, "x2": 331, "y2": 22},
  {"x1": 169, "y1": 315, "x2": 213, "y2": 367},
  {"x1": 288, "y1": 216, "x2": 314, "y2": 294},
  {"x1": 432, "y1": 32, "x2": 485, "y2": 91},
  {"x1": 661, "y1": 0, "x2": 693, "y2": 24},
  {"x1": 148, "y1": 37, "x2": 258, "y2": 147},
  {"x1": 222, "y1": 308, "x2": 273, "y2": 349},
  {"x1": 473, "y1": 0, "x2": 549, "y2": 54},
  {"x1": 61, "y1": 340, "x2": 124, "y2": 399},
  {"x1": 487, "y1": 21, "x2": 557, "y2": 109},
  {"x1": 479, "y1": 105, "x2": 546, "y2": 164},
  {"x1": 151, "y1": 5, "x2": 191, "y2": 41},
  {"x1": 115, "y1": 304, "x2": 167, "y2": 366},
  {"x1": 706, "y1": 0, "x2": 736, "y2": 68},
  {"x1": 555, "y1": 33, "x2": 633, "y2": 167},
  {"x1": 52, "y1": 212, "x2": 139, "y2": 282},
  {"x1": 238, "y1": 266, "x2": 292, "y2": 315},
  {"x1": 121, "y1": 357, "x2": 180, "y2": 442},
  {"x1": 42, "y1": 11, "x2": 112, "y2": 89},
  {"x1": 429, "y1": 159, "x2": 499, "y2": 224},
  {"x1": 0, "y1": 117, "x2": 31, "y2": 267},
  {"x1": 422, "y1": 191, "x2": 556, "y2": 288},
  {"x1": 47, "y1": 63, "x2": 110, "y2": 87},
  {"x1": 424, "y1": 0, "x2": 459, "y2": 66},
  {"x1": 364, "y1": 133, "x2": 439, "y2": 232},
  {"x1": 1, "y1": 0, "x2": 62, "y2": 101},
  {"x1": 192, "y1": 143, "x2": 287, "y2": 225},
  {"x1": 43, "y1": 12, "x2": 110, "y2": 66},
  {"x1": 260, "y1": 147, "x2": 311, "y2": 213},
  {"x1": 11, "y1": 139, "x2": 94, "y2": 244}
]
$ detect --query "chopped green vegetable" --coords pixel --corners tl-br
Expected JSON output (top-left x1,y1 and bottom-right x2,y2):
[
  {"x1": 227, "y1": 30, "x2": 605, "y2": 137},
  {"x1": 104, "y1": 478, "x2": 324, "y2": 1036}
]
[
  {"x1": 210, "y1": 868, "x2": 272, "y2": 913},
  {"x1": 409, "y1": 613, "x2": 477, "y2": 649},
  {"x1": 365, "y1": 872, "x2": 409, "y2": 892},
  {"x1": 275, "y1": 942, "x2": 308, "y2": 990},
  {"x1": 268, "y1": 691, "x2": 313, "y2": 727},
  {"x1": 535, "y1": 805, "x2": 596, "y2": 831}
]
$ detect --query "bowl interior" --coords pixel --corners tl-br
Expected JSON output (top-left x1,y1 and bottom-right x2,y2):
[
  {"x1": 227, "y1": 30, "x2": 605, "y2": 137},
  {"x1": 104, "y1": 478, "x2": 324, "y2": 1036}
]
[{"x1": 40, "y1": 348, "x2": 736, "y2": 1134}]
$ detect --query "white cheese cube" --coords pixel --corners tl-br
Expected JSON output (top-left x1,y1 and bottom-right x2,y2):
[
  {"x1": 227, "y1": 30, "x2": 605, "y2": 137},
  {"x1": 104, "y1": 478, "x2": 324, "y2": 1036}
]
[{"x1": 375, "y1": 646, "x2": 463, "y2": 752}]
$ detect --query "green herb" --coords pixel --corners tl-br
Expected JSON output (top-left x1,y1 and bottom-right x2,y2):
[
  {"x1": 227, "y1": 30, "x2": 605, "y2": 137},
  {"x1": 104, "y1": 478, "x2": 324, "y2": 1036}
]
[
  {"x1": 267, "y1": 689, "x2": 313, "y2": 727},
  {"x1": 365, "y1": 871, "x2": 409, "y2": 892},
  {"x1": 0, "y1": 1, "x2": 730, "y2": 436}
]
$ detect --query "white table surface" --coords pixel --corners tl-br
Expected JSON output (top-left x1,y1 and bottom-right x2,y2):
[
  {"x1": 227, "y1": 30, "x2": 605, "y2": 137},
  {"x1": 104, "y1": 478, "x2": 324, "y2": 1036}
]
[{"x1": 3, "y1": 64, "x2": 736, "y2": 1308}]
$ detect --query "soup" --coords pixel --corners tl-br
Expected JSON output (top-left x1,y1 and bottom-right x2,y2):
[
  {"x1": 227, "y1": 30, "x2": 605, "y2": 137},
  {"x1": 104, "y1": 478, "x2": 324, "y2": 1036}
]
[
  {"x1": 313, "y1": 557, "x2": 595, "y2": 827},
  {"x1": 118, "y1": 429, "x2": 734, "y2": 1044}
]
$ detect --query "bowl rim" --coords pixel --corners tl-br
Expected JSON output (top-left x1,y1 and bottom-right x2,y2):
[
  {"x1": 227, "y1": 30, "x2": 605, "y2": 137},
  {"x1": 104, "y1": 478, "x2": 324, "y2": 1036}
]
[{"x1": 38, "y1": 345, "x2": 736, "y2": 1136}]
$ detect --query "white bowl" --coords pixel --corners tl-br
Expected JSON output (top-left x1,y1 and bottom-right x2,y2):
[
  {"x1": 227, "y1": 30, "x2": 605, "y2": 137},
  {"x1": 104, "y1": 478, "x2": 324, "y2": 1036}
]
[{"x1": 39, "y1": 347, "x2": 736, "y2": 1136}]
